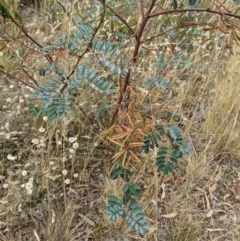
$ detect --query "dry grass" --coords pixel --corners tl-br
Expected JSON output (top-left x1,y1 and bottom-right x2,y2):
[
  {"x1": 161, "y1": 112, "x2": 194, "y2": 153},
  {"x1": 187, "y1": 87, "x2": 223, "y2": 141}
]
[{"x1": 1, "y1": 1, "x2": 240, "y2": 240}]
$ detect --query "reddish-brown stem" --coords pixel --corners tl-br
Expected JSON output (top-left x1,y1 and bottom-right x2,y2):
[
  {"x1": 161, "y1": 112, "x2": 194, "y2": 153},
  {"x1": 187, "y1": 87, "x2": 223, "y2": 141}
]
[
  {"x1": 149, "y1": 8, "x2": 240, "y2": 20},
  {"x1": 141, "y1": 22, "x2": 212, "y2": 44},
  {"x1": 0, "y1": 67, "x2": 35, "y2": 89},
  {"x1": 22, "y1": 68, "x2": 39, "y2": 87},
  {"x1": 109, "y1": 0, "x2": 156, "y2": 127},
  {"x1": 140, "y1": 0, "x2": 145, "y2": 19},
  {"x1": 98, "y1": 0, "x2": 135, "y2": 35},
  {"x1": 9, "y1": 16, "x2": 54, "y2": 64}
]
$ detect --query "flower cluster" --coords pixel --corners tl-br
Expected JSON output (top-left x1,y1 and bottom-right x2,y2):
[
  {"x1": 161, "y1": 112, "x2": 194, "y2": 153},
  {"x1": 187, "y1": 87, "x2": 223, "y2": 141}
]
[{"x1": 21, "y1": 177, "x2": 34, "y2": 195}]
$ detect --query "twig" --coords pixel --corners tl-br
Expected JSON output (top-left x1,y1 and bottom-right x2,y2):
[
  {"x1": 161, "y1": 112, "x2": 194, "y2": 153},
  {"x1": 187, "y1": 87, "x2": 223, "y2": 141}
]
[
  {"x1": 140, "y1": 0, "x2": 145, "y2": 19},
  {"x1": 22, "y1": 68, "x2": 39, "y2": 87},
  {"x1": 149, "y1": 8, "x2": 240, "y2": 20},
  {"x1": 9, "y1": 16, "x2": 53, "y2": 64},
  {"x1": 66, "y1": 4, "x2": 106, "y2": 80},
  {"x1": 141, "y1": 22, "x2": 212, "y2": 43},
  {"x1": 0, "y1": 67, "x2": 35, "y2": 89},
  {"x1": 98, "y1": 0, "x2": 135, "y2": 35}
]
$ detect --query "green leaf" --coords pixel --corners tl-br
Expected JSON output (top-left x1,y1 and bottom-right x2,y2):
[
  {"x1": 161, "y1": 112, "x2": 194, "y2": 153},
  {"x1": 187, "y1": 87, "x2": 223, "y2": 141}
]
[
  {"x1": 167, "y1": 125, "x2": 184, "y2": 144},
  {"x1": 108, "y1": 195, "x2": 119, "y2": 206},
  {"x1": 110, "y1": 167, "x2": 122, "y2": 180},
  {"x1": 0, "y1": 1, "x2": 22, "y2": 23},
  {"x1": 122, "y1": 184, "x2": 129, "y2": 193},
  {"x1": 129, "y1": 185, "x2": 136, "y2": 195},
  {"x1": 125, "y1": 190, "x2": 131, "y2": 203},
  {"x1": 39, "y1": 69, "x2": 46, "y2": 76},
  {"x1": 187, "y1": 43, "x2": 193, "y2": 53},
  {"x1": 128, "y1": 184, "x2": 142, "y2": 196},
  {"x1": 189, "y1": 0, "x2": 197, "y2": 6},
  {"x1": 179, "y1": 38, "x2": 188, "y2": 48},
  {"x1": 179, "y1": 142, "x2": 191, "y2": 155},
  {"x1": 157, "y1": 56, "x2": 166, "y2": 70},
  {"x1": 172, "y1": 0, "x2": 178, "y2": 9}
]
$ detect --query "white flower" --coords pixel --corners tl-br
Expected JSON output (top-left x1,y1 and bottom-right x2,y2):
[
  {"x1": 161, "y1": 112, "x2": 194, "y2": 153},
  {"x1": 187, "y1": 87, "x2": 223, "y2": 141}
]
[
  {"x1": 49, "y1": 161, "x2": 54, "y2": 165},
  {"x1": 3, "y1": 183, "x2": 8, "y2": 188},
  {"x1": 57, "y1": 141, "x2": 62, "y2": 145},
  {"x1": 69, "y1": 148, "x2": 74, "y2": 153},
  {"x1": 25, "y1": 182, "x2": 33, "y2": 190},
  {"x1": 72, "y1": 142, "x2": 79, "y2": 149},
  {"x1": 7, "y1": 154, "x2": 13, "y2": 160},
  {"x1": 24, "y1": 94, "x2": 29, "y2": 98},
  {"x1": 22, "y1": 170, "x2": 27, "y2": 176},
  {"x1": 26, "y1": 189, "x2": 33, "y2": 195},
  {"x1": 7, "y1": 154, "x2": 17, "y2": 161},
  {"x1": 68, "y1": 137, "x2": 76, "y2": 143},
  {"x1": 64, "y1": 179, "x2": 70, "y2": 184},
  {"x1": 6, "y1": 98, "x2": 11, "y2": 102},
  {"x1": 39, "y1": 127, "x2": 45, "y2": 132},
  {"x1": 43, "y1": 116, "x2": 48, "y2": 121},
  {"x1": 21, "y1": 184, "x2": 25, "y2": 188},
  {"x1": 9, "y1": 85, "x2": 14, "y2": 89},
  {"x1": 62, "y1": 169, "x2": 68, "y2": 176},
  {"x1": 31, "y1": 138, "x2": 39, "y2": 145},
  {"x1": 19, "y1": 98, "x2": 24, "y2": 103},
  {"x1": 73, "y1": 173, "x2": 78, "y2": 178}
]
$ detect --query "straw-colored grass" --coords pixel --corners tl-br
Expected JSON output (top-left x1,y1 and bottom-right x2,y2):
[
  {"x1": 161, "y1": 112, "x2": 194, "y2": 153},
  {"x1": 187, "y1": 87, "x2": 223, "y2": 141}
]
[{"x1": 1, "y1": 1, "x2": 240, "y2": 240}]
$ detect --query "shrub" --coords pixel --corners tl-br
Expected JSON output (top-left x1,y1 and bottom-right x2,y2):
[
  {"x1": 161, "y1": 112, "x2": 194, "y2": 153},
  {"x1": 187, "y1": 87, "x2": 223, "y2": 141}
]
[{"x1": 1, "y1": 0, "x2": 240, "y2": 236}]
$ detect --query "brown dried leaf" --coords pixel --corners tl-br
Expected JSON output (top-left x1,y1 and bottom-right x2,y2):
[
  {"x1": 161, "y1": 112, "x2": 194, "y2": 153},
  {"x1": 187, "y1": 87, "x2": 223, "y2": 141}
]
[
  {"x1": 223, "y1": 193, "x2": 230, "y2": 201},
  {"x1": 209, "y1": 183, "x2": 217, "y2": 193},
  {"x1": 161, "y1": 183, "x2": 166, "y2": 200},
  {"x1": 78, "y1": 213, "x2": 95, "y2": 226},
  {"x1": 51, "y1": 209, "x2": 56, "y2": 224},
  {"x1": 222, "y1": 202, "x2": 233, "y2": 209},
  {"x1": 33, "y1": 230, "x2": 41, "y2": 241},
  {"x1": 207, "y1": 228, "x2": 224, "y2": 232},
  {"x1": 204, "y1": 191, "x2": 211, "y2": 210},
  {"x1": 209, "y1": 183, "x2": 217, "y2": 204},
  {"x1": 162, "y1": 212, "x2": 178, "y2": 218},
  {"x1": 236, "y1": 185, "x2": 240, "y2": 194},
  {"x1": 206, "y1": 209, "x2": 214, "y2": 217}
]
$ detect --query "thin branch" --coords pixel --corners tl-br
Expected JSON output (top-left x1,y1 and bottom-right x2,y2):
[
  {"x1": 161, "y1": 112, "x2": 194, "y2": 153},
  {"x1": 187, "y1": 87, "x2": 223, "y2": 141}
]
[
  {"x1": 140, "y1": 0, "x2": 145, "y2": 19},
  {"x1": 149, "y1": 8, "x2": 240, "y2": 20},
  {"x1": 146, "y1": 0, "x2": 157, "y2": 15},
  {"x1": 66, "y1": 6, "x2": 106, "y2": 80},
  {"x1": 22, "y1": 68, "x2": 39, "y2": 87},
  {"x1": 9, "y1": 16, "x2": 53, "y2": 63},
  {"x1": 98, "y1": 0, "x2": 135, "y2": 35},
  {"x1": 215, "y1": 0, "x2": 231, "y2": 13},
  {"x1": 0, "y1": 67, "x2": 35, "y2": 89},
  {"x1": 109, "y1": 0, "x2": 157, "y2": 127},
  {"x1": 141, "y1": 22, "x2": 212, "y2": 43}
]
